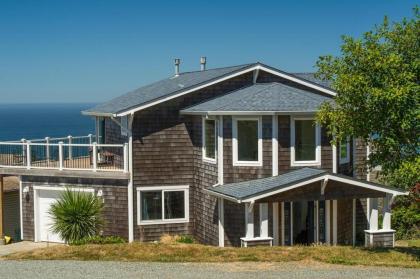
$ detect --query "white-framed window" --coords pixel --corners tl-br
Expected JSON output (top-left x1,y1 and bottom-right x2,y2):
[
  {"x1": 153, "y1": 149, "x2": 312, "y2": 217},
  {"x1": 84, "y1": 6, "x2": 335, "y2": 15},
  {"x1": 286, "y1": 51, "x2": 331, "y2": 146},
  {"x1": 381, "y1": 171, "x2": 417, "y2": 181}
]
[
  {"x1": 232, "y1": 116, "x2": 262, "y2": 167},
  {"x1": 339, "y1": 137, "x2": 350, "y2": 164},
  {"x1": 290, "y1": 116, "x2": 321, "y2": 166},
  {"x1": 202, "y1": 117, "x2": 217, "y2": 163},
  {"x1": 121, "y1": 115, "x2": 128, "y2": 136},
  {"x1": 136, "y1": 185, "x2": 189, "y2": 225}
]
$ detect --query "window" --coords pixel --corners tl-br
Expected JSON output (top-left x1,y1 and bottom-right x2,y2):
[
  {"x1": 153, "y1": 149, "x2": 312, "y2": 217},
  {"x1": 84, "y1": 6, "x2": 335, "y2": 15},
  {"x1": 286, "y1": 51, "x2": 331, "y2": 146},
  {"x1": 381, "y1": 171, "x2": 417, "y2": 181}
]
[
  {"x1": 137, "y1": 186, "x2": 189, "y2": 225},
  {"x1": 291, "y1": 117, "x2": 321, "y2": 166},
  {"x1": 121, "y1": 116, "x2": 128, "y2": 136},
  {"x1": 339, "y1": 138, "x2": 350, "y2": 164},
  {"x1": 202, "y1": 118, "x2": 216, "y2": 163},
  {"x1": 232, "y1": 117, "x2": 262, "y2": 166}
]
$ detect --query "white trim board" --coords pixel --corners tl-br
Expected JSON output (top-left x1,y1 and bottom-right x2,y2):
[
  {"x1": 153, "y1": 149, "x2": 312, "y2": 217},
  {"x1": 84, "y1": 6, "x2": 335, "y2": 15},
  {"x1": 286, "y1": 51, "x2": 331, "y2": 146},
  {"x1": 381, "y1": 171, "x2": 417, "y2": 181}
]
[{"x1": 83, "y1": 64, "x2": 336, "y2": 117}]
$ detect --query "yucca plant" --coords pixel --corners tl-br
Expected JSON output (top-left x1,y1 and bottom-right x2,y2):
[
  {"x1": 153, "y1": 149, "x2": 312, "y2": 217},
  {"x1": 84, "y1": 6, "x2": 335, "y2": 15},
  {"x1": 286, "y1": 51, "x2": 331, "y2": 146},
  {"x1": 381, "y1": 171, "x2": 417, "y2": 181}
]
[{"x1": 49, "y1": 189, "x2": 104, "y2": 244}]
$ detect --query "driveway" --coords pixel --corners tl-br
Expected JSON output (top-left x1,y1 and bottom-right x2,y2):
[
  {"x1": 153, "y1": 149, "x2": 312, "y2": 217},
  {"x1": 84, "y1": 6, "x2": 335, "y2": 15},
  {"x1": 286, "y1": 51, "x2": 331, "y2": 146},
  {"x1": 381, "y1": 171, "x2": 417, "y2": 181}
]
[
  {"x1": 0, "y1": 261, "x2": 418, "y2": 279},
  {"x1": 0, "y1": 241, "x2": 58, "y2": 257}
]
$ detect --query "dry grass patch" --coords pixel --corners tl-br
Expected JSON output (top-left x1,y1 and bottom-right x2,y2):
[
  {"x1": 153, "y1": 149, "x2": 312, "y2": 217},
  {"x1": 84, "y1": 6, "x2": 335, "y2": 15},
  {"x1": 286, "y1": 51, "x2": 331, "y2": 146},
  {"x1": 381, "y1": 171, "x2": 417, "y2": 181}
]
[{"x1": 5, "y1": 242, "x2": 419, "y2": 268}]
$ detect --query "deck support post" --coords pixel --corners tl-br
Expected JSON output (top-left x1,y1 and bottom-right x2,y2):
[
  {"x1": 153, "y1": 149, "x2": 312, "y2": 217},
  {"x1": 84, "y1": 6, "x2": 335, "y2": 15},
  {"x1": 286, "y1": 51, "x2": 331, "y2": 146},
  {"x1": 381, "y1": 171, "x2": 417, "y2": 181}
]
[
  {"x1": 218, "y1": 198, "x2": 224, "y2": 247},
  {"x1": 273, "y1": 202, "x2": 279, "y2": 245},
  {"x1": 280, "y1": 202, "x2": 285, "y2": 245},
  {"x1": 332, "y1": 200, "x2": 337, "y2": 245},
  {"x1": 123, "y1": 143, "x2": 129, "y2": 173},
  {"x1": 58, "y1": 141, "x2": 64, "y2": 171},
  {"x1": 0, "y1": 175, "x2": 4, "y2": 245}
]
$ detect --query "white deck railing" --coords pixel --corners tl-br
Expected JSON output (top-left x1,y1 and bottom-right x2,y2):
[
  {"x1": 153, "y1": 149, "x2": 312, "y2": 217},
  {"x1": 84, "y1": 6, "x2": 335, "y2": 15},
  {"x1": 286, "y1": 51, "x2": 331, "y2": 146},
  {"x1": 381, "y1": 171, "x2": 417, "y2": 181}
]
[{"x1": 0, "y1": 139, "x2": 128, "y2": 173}]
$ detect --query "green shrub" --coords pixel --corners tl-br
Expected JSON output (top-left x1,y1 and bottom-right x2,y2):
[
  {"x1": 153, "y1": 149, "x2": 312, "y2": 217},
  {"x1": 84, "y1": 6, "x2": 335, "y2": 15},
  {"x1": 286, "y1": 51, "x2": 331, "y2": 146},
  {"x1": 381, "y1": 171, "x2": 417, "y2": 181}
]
[
  {"x1": 71, "y1": 235, "x2": 126, "y2": 245},
  {"x1": 49, "y1": 189, "x2": 104, "y2": 243},
  {"x1": 392, "y1": 195, "x2": 420, "y2": 240},
  {"x1": 176, "y1": 235, "x2": 194, "y2": 244}
]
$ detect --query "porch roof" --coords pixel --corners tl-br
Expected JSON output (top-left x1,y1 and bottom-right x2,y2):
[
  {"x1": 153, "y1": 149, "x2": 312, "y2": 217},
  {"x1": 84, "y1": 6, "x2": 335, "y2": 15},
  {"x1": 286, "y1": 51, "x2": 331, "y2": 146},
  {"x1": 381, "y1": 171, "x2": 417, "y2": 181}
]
[{"x1": 205, "y1": 168, "x2": 408, "y2": 203}]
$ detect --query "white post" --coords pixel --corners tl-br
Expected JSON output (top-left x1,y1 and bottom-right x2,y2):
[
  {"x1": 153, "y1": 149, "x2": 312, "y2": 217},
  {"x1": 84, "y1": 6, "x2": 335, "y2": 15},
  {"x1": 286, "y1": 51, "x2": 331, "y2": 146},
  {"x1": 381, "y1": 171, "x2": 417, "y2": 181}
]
[
  {"x1": 21, "y1": 139, "x2": 26, "y2": 163},
  {"x1": 290, "y1": 202, "x2": 294, "y2": 245},
  {"x1": 218, "y1": 198, "x2": 225, "y2": 247},
  {"x1": 58, "y1": 141, "x2": 64, "y2": 170},
  {"x1": 325, "y1": 200, "x2": 331, "y2": 244},
  {"x1": 45, "y1": 137, "x2": 50, "y2": 161},
  {"x1": 272, "y1": 115, "x2": 278, "y2": 176},
  {"x1": 332, "y1": 200, "x2": 337, "y2": 245},
  {"x1": 245, "y1": 203, "x2": 254, "y2": 239},
  {"x1": 88, "y1": 133, "x2": 93, "y2": 145},
  {"x1": 217, "y1": 116, "x2": 224, "y2": 185},
  {"x1": 369, "y1": 198, "x2": 378, "y2": 231},
  {"x1": 332, "y1": 142, "x2": 337, "y2": 174},
  {"x1": 383, "y1": 194, "x2": 392, "y2": 230},
  {"x1": 26, "y1": 141, "x2": 31, "y2": 169},
  {"x1": 92, "y1": 142, "x2": 97, "y2": 172},
  {"x1": 352, "y1": 199, "x2": 356, "y2": 246},
  {"x1": 315, "y1": 200, "x2": 319, "y2": 243},
  {"x1": 273, "y1": 202, "x2": 279, "y2": 245},
  {"x1": 259, "y1": 203, "x2": 268, "y2": 238},
  {"x1": 67, "y1": 135, "x2": 73, "y2": 160},
  {"x1": 123, "y1": 143, "x2": 129, "y2": 173}
]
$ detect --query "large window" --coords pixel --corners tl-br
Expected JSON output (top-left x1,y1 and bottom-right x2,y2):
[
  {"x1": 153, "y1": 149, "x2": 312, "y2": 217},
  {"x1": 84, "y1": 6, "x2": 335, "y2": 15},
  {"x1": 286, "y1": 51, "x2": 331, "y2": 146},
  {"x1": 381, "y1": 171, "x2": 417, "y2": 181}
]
[
  {"x1": 291, "y1": 117, "x2": 321, "y2": 166},
  {"x1": 339, "y1": 138, "x2": 350, "y2": 164},
  {"x1": 232, "y1": 117, "x2": 262, "y2": 166},
  {"x1": 202, "y1": 118, "x2": 216, "y2": 163},
  {"x1": 137, "y1": 186, "x2": 189, "y2": 225}
]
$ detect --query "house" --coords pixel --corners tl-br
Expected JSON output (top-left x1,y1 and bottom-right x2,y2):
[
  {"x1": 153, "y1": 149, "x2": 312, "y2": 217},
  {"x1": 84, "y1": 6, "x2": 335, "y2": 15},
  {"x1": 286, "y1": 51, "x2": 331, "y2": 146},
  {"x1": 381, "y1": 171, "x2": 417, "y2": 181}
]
[{"x1": 0, "y1": 59, "x2": 407, "y2": 247}]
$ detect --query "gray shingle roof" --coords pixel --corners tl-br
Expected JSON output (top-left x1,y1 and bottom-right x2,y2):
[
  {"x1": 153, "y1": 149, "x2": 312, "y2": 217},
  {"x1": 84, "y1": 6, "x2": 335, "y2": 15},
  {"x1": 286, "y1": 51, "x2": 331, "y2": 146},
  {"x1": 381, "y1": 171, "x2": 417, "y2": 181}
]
[
  {"x1": 82, "y1": 63, "x2": 255, "y2": 115},
  {"x1": 292, "y1": 73, "x2": 332, "y2": 88},
  {"x1": 181, "y1": 82, "x2": 333, "y2": 114},
  {"x1": 208, "y1": 168, "x2": 326, "y2": 201}
]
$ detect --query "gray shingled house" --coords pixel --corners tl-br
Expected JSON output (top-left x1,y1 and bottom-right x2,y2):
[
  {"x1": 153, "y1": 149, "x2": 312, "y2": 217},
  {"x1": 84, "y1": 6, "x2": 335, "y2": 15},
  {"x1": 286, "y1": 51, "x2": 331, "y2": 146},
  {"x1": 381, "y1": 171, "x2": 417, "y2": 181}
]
[{"x1": 0, "y1": 60, "x2": 407, "y2": 247}]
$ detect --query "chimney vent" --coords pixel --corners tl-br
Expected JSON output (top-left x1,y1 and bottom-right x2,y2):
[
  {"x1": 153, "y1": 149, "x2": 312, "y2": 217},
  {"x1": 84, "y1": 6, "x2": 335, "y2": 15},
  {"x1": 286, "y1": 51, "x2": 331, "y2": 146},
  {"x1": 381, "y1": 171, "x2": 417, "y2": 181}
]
[
  {"x1": 174, "y1": 58, "x2": 181, "y2": 76},
  {"x1": 200, "y1": 57, "x2": 207, "y2": 71}
]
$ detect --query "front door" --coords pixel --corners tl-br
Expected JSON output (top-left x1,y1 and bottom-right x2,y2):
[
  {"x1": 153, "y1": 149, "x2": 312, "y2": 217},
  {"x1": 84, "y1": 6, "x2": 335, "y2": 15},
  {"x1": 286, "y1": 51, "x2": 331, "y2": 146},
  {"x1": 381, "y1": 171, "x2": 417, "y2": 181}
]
[{"x1": 37, "y1": 189, "x2": 64, "y2": 243}]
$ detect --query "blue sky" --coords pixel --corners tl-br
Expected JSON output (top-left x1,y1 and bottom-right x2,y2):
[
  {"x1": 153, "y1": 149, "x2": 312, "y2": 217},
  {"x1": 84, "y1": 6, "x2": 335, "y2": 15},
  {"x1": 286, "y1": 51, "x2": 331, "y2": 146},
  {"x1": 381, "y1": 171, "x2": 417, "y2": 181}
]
[{"x1": 0, "y1": 0, "x2": 417, "y2": 103}]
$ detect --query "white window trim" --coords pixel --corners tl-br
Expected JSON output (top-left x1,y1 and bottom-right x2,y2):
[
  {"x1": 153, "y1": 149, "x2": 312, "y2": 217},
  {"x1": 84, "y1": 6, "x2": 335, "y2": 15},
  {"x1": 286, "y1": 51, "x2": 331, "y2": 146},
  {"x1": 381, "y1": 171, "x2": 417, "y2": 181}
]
[
  {"x1": 290, "y1": 116, "x2": 321, "y2": 167},
  {"x1": 339, "y1": 137, "x2": 350, "y2": 164},
  {"x1": 136, "y1": 185, "x2": 189, "y2": 225},
  {"x1": 232, "y1": 116, "x2": 263, "y2": 167},
  {"x1": 202, "y1": 117, "x2": 217, "y2": 164}
]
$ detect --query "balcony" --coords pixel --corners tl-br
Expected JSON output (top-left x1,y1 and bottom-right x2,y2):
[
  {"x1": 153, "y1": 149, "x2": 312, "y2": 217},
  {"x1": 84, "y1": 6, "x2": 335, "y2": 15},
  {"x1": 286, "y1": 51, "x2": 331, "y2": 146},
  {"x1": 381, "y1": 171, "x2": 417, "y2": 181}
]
[{"x1": 0, "y1": 135, "x2": 129, "y2": 178}]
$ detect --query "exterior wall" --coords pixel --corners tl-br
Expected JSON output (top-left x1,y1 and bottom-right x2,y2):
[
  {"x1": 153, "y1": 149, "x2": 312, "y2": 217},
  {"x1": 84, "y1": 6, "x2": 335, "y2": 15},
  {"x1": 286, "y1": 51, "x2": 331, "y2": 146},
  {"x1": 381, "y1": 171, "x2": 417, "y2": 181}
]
[
  {"x1": 355, "y1": 198, "x2": 368, "y2": 245},
  {"x1": 4, "y1": 190, "x2": 20, "y2": 240},
  {"x1": 354, "y1": 138, "x2": 368, "y2": 180},
  {"x1": 20, "y1": 176, "x2": 129, "y2": 241},
  {"x1": 131, "y1": 73, "x2": 254, "y2": 242},
  {"x1": 105, "y1": 118, "x2": 128, "y2": 144},
  {"x1": 337, "y1": 198, "x2": 353, "y2": 245}
]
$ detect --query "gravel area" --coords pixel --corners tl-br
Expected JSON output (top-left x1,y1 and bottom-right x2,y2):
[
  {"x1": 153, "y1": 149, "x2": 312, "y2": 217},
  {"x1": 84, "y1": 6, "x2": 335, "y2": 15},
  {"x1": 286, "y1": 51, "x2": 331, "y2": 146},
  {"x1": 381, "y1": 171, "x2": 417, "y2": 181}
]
[{"x1": 0, "y1": 260, "x2": 418, "y2": 278}]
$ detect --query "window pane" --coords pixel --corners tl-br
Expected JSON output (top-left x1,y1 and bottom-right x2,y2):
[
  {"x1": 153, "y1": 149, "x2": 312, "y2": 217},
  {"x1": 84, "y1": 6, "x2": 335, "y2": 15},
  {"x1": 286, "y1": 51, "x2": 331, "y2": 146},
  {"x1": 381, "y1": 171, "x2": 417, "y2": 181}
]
[
  {"x1": 340, "y1": 142, "x2": 348, "y2": 159},
  {"x1": 141, "y1": 191, "x2": 162, "y2": 221},
  {"x1": 164, "y1": 191, "x2": 185, "y2": 219},
  {"x1": 295, "y1": 120, "x2": 316, "y2": 161},
  {"x1": 237, "y1": 120, "x2": 258, "y2": 161},
  {"x1": 204, "y1": 120, "x2": 216, "y2": 159}
]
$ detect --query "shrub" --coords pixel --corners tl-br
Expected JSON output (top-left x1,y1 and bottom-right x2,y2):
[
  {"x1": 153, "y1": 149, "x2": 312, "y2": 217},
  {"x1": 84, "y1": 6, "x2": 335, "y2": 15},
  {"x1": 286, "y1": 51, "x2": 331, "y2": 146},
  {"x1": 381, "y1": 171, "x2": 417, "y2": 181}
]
[
  {"x1": 71, "y1": 235, "x2": 126, "y2": 245},
  {"x1": 49, "y1": 189, "x2": 104, "y2": 243},
  {"x1": 176, "y1": 235, "x2": 194, "y2": 244},
  {"x1": 392, "y1": 194, "x2": 420, "y2": 240}
]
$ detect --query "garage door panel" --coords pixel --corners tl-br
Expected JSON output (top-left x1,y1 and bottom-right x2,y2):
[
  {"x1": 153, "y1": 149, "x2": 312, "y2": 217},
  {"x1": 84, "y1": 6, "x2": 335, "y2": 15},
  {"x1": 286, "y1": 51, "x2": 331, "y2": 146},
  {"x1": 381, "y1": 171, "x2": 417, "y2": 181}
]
[{"x1": 37, "y1": 190, "x2": 64, "y2": 243}]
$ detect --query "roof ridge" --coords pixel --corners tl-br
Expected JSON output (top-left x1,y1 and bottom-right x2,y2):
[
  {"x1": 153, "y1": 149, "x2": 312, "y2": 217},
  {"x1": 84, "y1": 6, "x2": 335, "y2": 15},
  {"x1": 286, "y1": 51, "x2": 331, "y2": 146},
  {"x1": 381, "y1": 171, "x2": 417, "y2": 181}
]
[{"x1": 178, "y1": 63, "x2": 256, "y2": 75}]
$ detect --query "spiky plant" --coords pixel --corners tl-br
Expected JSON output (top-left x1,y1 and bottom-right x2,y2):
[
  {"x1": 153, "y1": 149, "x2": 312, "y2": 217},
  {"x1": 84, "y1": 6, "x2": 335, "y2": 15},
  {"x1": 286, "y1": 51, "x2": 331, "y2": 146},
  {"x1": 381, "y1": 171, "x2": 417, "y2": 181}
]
[{"x1": 49, "y1": 189, "x2": 104, "y2": 244}]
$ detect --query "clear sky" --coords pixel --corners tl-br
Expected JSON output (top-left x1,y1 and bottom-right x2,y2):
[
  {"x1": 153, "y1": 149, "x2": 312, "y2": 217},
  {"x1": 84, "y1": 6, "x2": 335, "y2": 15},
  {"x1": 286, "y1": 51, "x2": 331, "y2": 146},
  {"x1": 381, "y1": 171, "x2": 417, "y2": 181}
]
[{"x1": 0, "y1": 0, "x2": 417, "y2": 103}]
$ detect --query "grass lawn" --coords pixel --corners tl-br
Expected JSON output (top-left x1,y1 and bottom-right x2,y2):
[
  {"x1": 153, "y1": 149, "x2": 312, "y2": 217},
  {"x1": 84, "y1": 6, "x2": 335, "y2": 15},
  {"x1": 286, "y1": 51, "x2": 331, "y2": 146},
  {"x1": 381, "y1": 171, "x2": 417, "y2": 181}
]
[{"x1": 5, "y1": 240, "x2": 420, "y2": 268}]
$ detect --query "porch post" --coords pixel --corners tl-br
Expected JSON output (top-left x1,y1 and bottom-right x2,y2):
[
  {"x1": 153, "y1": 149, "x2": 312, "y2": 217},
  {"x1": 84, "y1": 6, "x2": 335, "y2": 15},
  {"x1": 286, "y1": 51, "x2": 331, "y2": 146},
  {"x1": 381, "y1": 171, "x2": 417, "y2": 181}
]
[
  {"x1": 273, "y1": 202, "x2": 279, "y2": 245},
  {"x1": 332, "y1": 200, "x2": 337, "y2": 245},
  {"x1": 217, "y1": 116, "x2": 224, "y2": 185},
  {"x1": 382, "y1": 194, "x2": 392, "y2": 230},
  {"x1": 218, "y1": 198, "x2": 225, "y2": 247},
  {"x1": 325, "y1": 200, "x2": 331, "y2": 244},
  {"x1": 259, "y1": 203, "x2": 268, "y2": 238},
  {"x1": 245, "y1": 202, "x2": 254, "y2": 239},
  {"x1": 280, "y1": 202, "x2": 285, "y2": 245},
  {"x1": 315, "y1": 200, "x2": 319, "y2": 243},
  {"x1": 272, "y1": 115, "x2": 278, "y2": 176},
  {"x1": 290, "y1": 201, "x2": 294, "y2": 245},
  {"x1": 352, "y1": 199, "x2": 356, "y2": 246},
  {"x1": 0, "y1": 175, "x2": 4, "y2": 245}
]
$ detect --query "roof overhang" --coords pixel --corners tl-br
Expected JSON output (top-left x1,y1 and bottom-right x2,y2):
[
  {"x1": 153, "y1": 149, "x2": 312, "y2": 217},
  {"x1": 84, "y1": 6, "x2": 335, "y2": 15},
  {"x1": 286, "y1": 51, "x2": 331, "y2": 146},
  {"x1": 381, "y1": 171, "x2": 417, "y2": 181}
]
[
  {"x1": 82, "y1": 63, "x2": 337, "y2": 117},
  {"x1": 180, "y1": 111, "x2": 318, "y2": 116},
  {"x1": 206, "y1": 173, "x2": 408, "y2": 203}
]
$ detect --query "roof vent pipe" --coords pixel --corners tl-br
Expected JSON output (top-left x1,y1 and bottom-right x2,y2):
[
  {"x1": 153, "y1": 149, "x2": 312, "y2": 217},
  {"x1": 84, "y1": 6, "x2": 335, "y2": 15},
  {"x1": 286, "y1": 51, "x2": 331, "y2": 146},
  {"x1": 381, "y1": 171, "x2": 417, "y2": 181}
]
[
  {"x1": 174, "y1": 58, "x2": 181, "y2": 76},
  {"x1": 200, "y1": 57, "x2": 206, "y2": 71}
]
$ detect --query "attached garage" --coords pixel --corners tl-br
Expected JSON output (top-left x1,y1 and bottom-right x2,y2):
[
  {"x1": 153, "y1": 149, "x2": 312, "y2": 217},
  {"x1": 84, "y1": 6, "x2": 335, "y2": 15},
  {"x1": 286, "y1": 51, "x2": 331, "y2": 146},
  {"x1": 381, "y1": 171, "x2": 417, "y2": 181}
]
[{"x1": 33, "y1": 186, "x2": 94, "y2": 243}]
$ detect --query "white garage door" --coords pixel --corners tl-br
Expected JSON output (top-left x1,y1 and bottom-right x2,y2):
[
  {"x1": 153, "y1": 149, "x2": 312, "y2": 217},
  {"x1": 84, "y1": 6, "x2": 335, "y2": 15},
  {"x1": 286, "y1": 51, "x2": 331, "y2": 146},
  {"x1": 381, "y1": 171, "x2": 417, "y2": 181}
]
[{"x1": 37, "y1": 189, "x2": 64, "y2": 243}]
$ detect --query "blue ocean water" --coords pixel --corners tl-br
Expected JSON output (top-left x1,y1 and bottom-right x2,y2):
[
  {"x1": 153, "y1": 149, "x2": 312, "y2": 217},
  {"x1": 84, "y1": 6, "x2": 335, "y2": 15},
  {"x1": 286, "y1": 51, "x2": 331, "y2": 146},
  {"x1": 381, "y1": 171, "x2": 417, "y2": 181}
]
[{"x1": 0, "y1": 103, "x2": 96, "y2": 141}]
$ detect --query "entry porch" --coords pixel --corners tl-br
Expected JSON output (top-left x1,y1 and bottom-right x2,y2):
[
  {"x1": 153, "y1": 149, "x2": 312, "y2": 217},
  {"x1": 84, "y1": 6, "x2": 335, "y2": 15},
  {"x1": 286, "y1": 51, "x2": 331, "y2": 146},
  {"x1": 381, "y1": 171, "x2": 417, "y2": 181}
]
[{"x1": 206, "y1": 168, "x2": 407, "y2": 248}]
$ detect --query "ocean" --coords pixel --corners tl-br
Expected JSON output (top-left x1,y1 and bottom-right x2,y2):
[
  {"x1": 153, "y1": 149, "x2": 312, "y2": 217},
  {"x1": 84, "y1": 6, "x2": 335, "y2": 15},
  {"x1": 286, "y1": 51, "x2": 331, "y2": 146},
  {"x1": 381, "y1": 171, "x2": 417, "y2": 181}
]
[{"x1": 0, "y1": 103, "x2": 96, "y2": 141}]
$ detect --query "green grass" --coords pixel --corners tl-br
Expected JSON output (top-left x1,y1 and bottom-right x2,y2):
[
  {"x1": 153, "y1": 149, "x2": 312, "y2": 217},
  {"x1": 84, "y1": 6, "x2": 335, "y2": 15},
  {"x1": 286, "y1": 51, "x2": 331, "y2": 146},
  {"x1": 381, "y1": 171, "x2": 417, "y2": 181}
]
[{"x1": 5, "y1": 242, "x2": 420, "y2": 268}]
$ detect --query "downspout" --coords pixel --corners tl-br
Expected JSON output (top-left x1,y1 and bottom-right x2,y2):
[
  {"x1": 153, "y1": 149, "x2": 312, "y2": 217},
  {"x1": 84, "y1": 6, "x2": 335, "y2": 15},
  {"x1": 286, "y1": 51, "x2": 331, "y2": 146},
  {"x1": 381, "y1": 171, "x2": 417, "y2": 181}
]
[{"x1": 127, "y1": 113, "x2": 134, "y2": 242}]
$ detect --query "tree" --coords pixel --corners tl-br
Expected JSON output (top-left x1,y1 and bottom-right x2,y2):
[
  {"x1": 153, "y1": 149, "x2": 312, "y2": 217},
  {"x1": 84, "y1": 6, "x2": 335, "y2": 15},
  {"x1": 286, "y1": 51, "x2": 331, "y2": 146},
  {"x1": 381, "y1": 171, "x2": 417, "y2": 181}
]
[
  {"x1": 315, "y1": 7, "x2": 419, "y2": 177},
  {"x1": 49, "y1": 189, "x2": 104, "y2": 244}
]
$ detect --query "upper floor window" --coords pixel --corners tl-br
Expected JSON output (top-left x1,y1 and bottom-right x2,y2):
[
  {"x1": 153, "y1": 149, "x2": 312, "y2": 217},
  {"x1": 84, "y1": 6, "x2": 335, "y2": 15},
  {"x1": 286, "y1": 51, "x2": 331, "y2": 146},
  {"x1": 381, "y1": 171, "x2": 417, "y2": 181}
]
[
  {"x1": 121, "y1": 115, "x2": 128, "y2": 136},
  {"x1": 339, "y1": 138, "x2": 350, "y2": 164},
  {"x1": 137, "y1": 185, "x2": 189, "y2": 225},
  {"x1": 291, "y1": 116, "x2": 321, "y2": 166},
  {"x1": 202, "y1": 118, "x2": 217, "y2": 163},
  {"x1": 232, "y1": 116, "x2": 262, "y2": 166}
]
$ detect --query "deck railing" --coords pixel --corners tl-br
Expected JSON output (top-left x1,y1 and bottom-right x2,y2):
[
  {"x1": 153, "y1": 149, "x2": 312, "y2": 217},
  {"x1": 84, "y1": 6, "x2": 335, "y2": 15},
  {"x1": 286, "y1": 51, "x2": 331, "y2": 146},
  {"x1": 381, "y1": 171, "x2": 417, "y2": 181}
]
[{"x1": 0, "y1": 137, "x2": 128, "y2": 173}]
